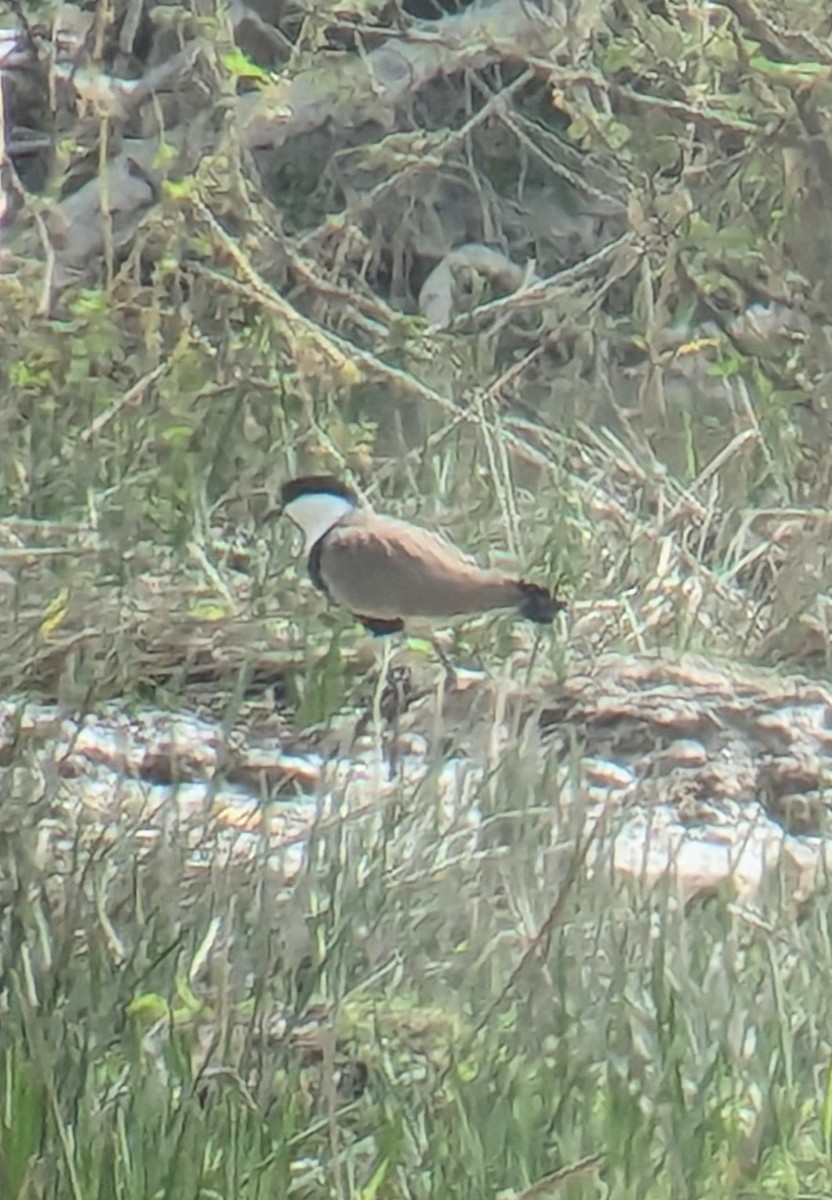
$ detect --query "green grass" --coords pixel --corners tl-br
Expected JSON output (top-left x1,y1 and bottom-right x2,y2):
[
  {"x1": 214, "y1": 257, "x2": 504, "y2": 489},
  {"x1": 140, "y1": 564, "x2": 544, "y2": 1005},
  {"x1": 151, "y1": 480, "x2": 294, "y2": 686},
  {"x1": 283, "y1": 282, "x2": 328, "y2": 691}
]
[{"x1": 2, "y1": 749, "x2": 832, "y2": 1199}]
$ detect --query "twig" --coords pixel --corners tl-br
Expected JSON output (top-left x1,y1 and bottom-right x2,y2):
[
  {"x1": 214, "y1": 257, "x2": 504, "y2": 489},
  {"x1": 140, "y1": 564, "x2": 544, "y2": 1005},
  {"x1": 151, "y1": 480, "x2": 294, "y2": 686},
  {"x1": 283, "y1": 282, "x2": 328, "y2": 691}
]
[{"x1": 79, "y1": 361, "x2": 170, "y2": 443}]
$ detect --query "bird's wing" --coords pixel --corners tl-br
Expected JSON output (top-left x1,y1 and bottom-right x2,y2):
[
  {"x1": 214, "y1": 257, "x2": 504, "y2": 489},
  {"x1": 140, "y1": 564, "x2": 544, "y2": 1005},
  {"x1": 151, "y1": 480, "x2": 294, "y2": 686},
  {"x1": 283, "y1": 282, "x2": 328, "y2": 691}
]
[{"x1": 318, "y1": 515, "x2": 516, "y2": 620}]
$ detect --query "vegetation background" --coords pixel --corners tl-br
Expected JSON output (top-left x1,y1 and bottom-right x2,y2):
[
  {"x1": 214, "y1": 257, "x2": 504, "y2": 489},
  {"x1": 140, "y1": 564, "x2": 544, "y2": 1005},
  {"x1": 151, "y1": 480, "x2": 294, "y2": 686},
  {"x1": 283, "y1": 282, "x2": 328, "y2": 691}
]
[{"x1": 2, "y1": 0, "x2": 832, "y2": 1195}]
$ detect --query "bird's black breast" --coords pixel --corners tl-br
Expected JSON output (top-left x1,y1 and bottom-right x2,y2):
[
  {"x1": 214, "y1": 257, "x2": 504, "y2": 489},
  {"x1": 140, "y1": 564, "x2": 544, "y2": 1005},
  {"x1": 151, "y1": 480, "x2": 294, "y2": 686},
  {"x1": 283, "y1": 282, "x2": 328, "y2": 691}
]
[{"x1": 307, "y1": 534, "x2": 330, "y2": 597}]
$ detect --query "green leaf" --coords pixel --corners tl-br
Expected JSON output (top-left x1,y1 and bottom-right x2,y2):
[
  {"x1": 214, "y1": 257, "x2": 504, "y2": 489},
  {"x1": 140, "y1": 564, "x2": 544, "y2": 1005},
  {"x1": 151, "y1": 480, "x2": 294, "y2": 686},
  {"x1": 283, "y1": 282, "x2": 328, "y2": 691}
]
[
  {"x1": 220, "y1": 47, "x2": 272, "y2": 84},
  {"x1": 127, "y1": 993, "x2": 171, "y2": 1021},
  {"x1": 749, "y1": 54, "x2": 828, "y2": 82}
]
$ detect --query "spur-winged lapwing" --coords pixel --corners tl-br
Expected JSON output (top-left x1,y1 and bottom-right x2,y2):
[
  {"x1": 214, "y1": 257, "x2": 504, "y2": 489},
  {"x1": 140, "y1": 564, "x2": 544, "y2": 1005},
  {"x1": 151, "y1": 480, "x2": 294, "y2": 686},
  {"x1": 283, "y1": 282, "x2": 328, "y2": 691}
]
[{"x1": 281, "y1": 475, "x2": 563, "y2": 636}]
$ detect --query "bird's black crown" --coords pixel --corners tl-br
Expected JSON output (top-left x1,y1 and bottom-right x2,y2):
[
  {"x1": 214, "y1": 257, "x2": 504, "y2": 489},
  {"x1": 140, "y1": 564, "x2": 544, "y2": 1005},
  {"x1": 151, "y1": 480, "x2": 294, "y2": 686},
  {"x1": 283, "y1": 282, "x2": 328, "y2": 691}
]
[{"x1": 280, "y1": 475, "x2": 359, "y2": 507}]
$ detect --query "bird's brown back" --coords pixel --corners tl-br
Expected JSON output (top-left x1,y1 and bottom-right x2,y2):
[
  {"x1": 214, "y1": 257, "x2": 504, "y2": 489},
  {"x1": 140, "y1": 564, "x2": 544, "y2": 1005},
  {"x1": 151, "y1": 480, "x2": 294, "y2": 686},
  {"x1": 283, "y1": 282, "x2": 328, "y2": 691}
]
[{"x1": 318, "y1": 512, "x2": 523, "y2": 620}]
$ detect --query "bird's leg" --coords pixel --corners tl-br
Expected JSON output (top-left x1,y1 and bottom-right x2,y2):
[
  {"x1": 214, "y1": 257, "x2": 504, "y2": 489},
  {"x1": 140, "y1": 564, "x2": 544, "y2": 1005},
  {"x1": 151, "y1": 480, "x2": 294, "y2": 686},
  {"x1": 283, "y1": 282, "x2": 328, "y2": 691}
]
[
  {"x1": 524, "y1": 626, "x2": 544, "y2": 686},
  {"x1": 370, "y1": 636, "x2": 394, "y2": 732},
  {"x1": 429, "y1": 634, "x2": 458, "y2": 688},
  {"x1": 367, "y1": 635, "x2": 390, "y2": 777}
]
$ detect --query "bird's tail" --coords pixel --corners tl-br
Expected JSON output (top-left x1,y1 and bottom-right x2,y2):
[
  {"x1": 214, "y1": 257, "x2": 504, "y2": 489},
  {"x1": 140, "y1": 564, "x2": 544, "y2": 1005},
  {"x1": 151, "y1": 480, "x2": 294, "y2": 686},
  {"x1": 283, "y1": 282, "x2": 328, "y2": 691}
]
[{"x1": 515, "y1": 580, "x2": 565, "y2": 624}]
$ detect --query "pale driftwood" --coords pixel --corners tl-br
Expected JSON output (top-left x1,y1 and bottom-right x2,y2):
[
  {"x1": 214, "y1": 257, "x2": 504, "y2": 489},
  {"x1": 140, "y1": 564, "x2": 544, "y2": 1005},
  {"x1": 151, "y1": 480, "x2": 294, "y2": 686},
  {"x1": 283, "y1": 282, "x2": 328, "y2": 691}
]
[
  {"x1": 41, "y1": 0, "x2": 609, "y2": 289},
  {"x1": 52, "y1": 146, "x2": 158, "y2": 285},
  {"x1": 49, "y1": 102, "x2": 216, "y2": 287},
  {"x1": 419, "y1": 244, "x2": 537, "y2": 327},
  {"x1": 238, "y1": 0, "x2": 589, "y2": 151}
]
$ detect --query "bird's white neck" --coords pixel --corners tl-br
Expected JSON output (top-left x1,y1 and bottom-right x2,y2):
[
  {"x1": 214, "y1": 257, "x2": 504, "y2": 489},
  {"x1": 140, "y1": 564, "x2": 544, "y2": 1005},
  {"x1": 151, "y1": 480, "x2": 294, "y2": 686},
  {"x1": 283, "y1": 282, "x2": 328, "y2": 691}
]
[{"x1": 284, "y1": 492, "x2": 355, "y2": 553}]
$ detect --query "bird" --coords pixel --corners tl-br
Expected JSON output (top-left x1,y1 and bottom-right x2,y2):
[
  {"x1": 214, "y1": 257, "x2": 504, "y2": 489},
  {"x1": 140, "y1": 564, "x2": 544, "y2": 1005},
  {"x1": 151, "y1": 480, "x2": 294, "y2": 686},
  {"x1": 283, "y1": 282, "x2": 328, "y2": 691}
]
[{"x1": 280, "y1": 475, "x2": 564, "y2": 638}]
